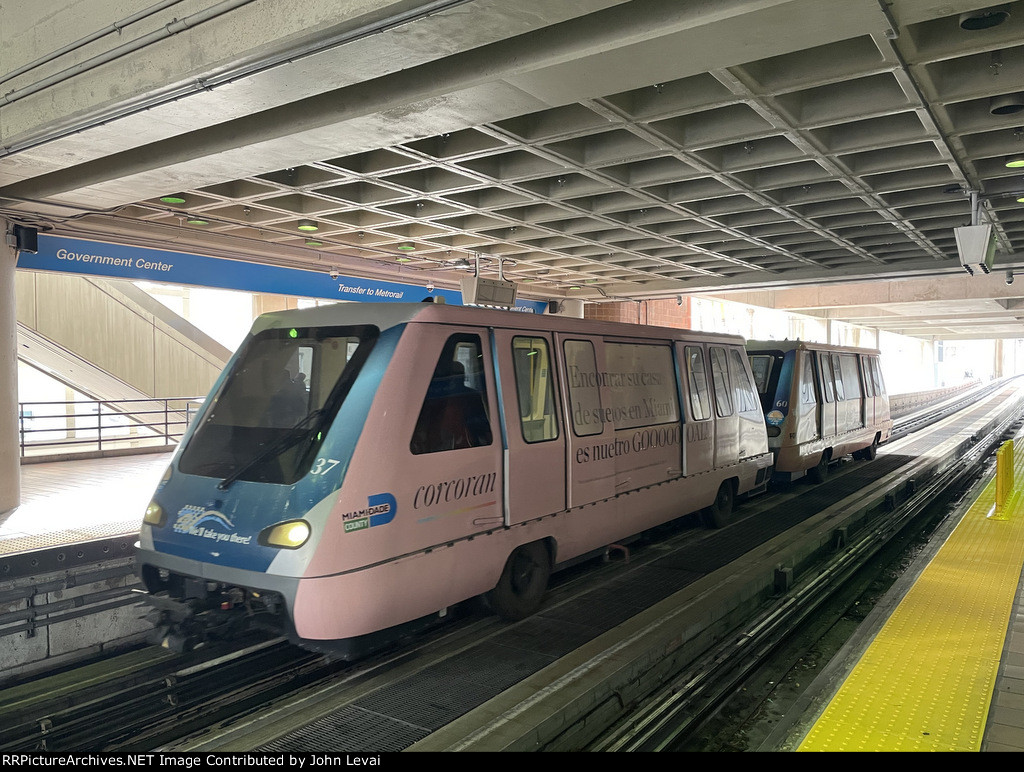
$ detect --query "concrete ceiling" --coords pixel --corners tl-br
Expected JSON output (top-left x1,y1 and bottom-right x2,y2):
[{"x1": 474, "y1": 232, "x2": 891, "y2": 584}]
[{"x1": 2, "y1": 0, "x2": 1024, "y2": 339}]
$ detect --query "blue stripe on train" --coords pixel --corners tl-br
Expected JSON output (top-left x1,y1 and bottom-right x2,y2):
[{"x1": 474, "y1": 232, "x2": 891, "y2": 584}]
[{"x1": 149, "y1": 325, "x2": 405, "y2": 573}]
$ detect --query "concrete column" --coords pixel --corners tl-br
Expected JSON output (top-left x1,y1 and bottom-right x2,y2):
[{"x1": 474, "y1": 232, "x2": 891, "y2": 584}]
[{"x1": 1, "y1": 219, "x2": 21, "y2": 516}]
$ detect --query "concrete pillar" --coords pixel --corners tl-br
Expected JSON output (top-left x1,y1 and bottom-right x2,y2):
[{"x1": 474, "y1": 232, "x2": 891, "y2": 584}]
[{"x1": 1, "y1": 218, "x2": 21, "y2": 516}]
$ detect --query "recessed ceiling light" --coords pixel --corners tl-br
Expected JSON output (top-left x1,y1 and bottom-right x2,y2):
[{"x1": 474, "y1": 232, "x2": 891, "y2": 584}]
[
  {"x1": 991, "y1": 93, "x2": 1024, "y2": 115},
  {"x1": 297, "y1": 219, "x2": 319, "y2": 231},
  {"x1": 397, "y1": 242, "x2": 416, "y2": 251},
  {"x1": 186, "y1": 217, "x2": 208, "y2": 225},
  {"x1": 396, "y1": 256, "x2": 412, "y2": 262},
  {"x1": 159, "y1": 195, "x2": 186, "y2": 204},
  {"x1": 959, "y1": 8, "x2": 1010, "y2": 30},
  {"x1": 304, "y1": 239, "x2": 323, "y2": 247}
]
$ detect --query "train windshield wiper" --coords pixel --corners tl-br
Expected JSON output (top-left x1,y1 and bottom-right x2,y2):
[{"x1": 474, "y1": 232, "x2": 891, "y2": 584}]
[{"x1": 217, "y1": 409, "x2": 326, "y2": 491}]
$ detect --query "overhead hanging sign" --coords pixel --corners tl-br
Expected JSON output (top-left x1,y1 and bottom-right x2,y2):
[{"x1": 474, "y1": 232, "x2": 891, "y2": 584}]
[{"x1": 18, "y1": 234, "x2": 548, "y2": 313}]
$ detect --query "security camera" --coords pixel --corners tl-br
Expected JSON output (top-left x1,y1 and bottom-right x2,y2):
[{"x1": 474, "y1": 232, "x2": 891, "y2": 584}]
[
  {"x1": 1007, "y1": 270, "x2": 1014, "y2": 285},
  {"x1": 329, "y1": 269, "x2": 339, "y2": 280},
  {"x1": 426, "y1": 281, "x2": 434, "y2": 293}
]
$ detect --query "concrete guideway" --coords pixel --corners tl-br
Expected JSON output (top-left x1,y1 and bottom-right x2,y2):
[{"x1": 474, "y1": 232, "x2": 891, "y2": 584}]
[{"x1": 142, "y1": 383, "x2": 1023, "y2": 752}]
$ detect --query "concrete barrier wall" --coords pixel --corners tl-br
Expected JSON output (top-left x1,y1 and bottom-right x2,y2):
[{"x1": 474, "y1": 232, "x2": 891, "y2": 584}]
[
  {"x1": 0, "y1": 558, "x2": 148, "y2": 684},
  {"x1": 890, "y1": 380, "x2": 981, "y2": 419}
]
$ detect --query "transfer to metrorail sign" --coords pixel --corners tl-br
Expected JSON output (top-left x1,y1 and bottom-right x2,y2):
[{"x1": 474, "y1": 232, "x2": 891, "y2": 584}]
[{"x1": 18, "y1": 234, "x2": 548, "y2": 313}]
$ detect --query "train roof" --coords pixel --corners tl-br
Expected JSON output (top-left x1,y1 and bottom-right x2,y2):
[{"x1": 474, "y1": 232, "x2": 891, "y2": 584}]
[
  {"x1": 251, "y1": 302, "x2": 747, "y2": 345},
  {"x1": 745, "y1": 339, "x2": 881, "y2": 356}
]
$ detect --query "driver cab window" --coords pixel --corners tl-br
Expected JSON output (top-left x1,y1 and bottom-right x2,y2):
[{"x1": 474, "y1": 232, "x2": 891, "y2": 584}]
[{"x1": 411, "y1": 334, "x2": 493, "y2": 454}]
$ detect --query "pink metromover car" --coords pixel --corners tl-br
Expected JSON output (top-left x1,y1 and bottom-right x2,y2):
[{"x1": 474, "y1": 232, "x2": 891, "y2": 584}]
[{"x1": 138, "y1": 303, "x2": 773, "y2": 658}]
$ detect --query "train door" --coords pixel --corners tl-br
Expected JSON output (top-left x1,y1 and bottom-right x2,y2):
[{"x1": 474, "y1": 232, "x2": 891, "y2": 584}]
[
  {"x1": 794, "y1": 350, "x2": 820, "y2": 444},
  {"x1": 708, "y1": 346, "x2": 739, "y2": 468},
  {"x1": 816, "y1": 351, "x2": 838, "y2": 441},
  {"x1": 859, "y1": 354, "x2": 876, "y2": 426},
  {"x1": 871, "y1": 356, "x2": 890, "y2": 420},
  {"x1": 838, "y1": 353, "x2": 863, "y2": 432},
  {"x1": 727, "y1": 347, "x2": 765, "y2": 459},
  {"x1": 405, "y1": 327, "x2": 504, "y2": 538},
  {"x1": 677, "y1": 343, "x2": 713, "y2": 476},
  {"x1": 493, "y1": 330, "x2": 566, "y2": 525},
  {"x1": 559, "y1": 335, "x2": 616, "y2": 507}
]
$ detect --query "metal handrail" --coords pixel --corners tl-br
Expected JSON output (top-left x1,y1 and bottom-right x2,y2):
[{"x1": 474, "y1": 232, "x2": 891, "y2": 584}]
[{"x1": 18, "y1": 396, "x2": 204, "y2": 457}]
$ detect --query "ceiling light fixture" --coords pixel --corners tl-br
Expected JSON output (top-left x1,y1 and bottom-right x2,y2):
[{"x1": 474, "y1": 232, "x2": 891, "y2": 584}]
[
  {"x1": 397, "y1": 242, "x2": 416, "y2": 251},
  {"x1": 297, "y1": 219, "x2": 319, "y2": 231},
  {"x1": 990, "y1": 93, "x2": 1024, "y2": 115},
  {"x1": 186, "y1": 217, "x2": 208, "y2": 225},
  {"x1": 159, "y1": 195, "x2": 186, "y2": 204},
  {"x1": 304, "y1": 239, "x2": 324, "y2": 247},
  {"x1": 959, "y1": 7, "x2": 1010, "y2": 30},
  {"x1": 396, "y1": 256, "x2": 412, "y2": 262},
  {"x1": 1006, "y1": 154, "x2": 1024, "y2": 168}
]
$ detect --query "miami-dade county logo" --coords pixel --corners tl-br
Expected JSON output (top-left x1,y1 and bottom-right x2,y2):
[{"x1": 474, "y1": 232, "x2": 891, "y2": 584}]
[
  {"x1": 172, "y1": 505, "x2": 252, "y2": 545},
  {"x1": 341, "y1": 493, "x2": 397, "y2": 533}
]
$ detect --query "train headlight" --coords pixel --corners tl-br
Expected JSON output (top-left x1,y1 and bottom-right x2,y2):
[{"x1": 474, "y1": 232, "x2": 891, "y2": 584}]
[
  {"x1": 259, "y1": 520, "x2": 311, "y2": 549},
  {"x1": 143, "y1": 500, "x2": 166, "y2": 527},
  {"x1": 767, "y1": 426, "x2": 782, "y2": 437}
]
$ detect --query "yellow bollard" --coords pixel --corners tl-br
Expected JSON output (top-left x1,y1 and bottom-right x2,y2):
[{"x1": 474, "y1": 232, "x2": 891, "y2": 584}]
[{"x1": 995, "y1": 439, "x2": 1016, "y2": 518}]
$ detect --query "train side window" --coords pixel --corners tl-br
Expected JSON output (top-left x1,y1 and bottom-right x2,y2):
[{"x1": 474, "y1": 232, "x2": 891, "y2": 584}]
[
  {"x1": 871, "y1": 357, "x2": 886, "y2": 394},
  {"x1": 748, "y1": 355, "x2": 773, "y2": 394},
  {"x1": 684, "y1": 346, "x2": 711, "y2": 421},
  {"x1": 831, "y1": 354, "x2": 846, "y2": 401},
  {"x1": 410, "y1": 334, "x2": 493, "y2": 454},
  {"x1": 840, "y1": 354, "x2": 861, "y2": 399},
  {"x1": 800, "y1": 352, "x2": 816, "y2": 404},
  {"x1": 512, "y1": 337, "x2": 559, "y2": 443},
  {"x1": 818, "y1": 353, "x2": 835, "y2": 403},
  {"x1": 860, "y1": 356, "x2": 874, "y2": 397},
  {"x1": 564, "y1": 339, "x2": 604, "y2": 437},
  {"x1": 709, "y1": 347, "x2": 734, "y2": 417},
  {"x1": 605, "y1": 342, "x2": 679, "y2": 428},
  {"x1": 728, "y1": 348, "x2": 758, "y2": 414}
]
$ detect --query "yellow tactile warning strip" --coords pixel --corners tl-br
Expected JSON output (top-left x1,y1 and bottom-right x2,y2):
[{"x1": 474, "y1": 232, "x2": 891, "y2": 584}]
[{"x1": 799, "y1": 448, "x2": 1024, "y2": 752}]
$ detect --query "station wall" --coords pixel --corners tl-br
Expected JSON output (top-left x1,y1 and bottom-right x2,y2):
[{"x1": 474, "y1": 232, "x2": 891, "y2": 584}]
[{"x1": 15, "y1": 272, "x2": 227, "y2": 400}]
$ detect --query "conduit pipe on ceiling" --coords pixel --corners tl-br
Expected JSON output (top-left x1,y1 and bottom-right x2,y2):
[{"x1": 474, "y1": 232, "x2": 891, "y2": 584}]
[
  {"x1": 0, "y1": 0, "x2": 474, "y2": 158},
  {"x1": 4, "y1": 0, "x2": 794, "y2": 190},
  {"x1": 0, "y1": 0, "x2": 188, "y2": 87},
  {"x1": 0, "y1": 0, "x2": 257, "y2": 107}
]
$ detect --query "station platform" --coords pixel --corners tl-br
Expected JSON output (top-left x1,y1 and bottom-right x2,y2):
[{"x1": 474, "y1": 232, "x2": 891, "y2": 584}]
[
  {"x1": 795, "y1": 441, "x2": 1024, "y2": 752},
  {"x1": 0, "y1": 452, "x2": 171, "y2": 556}
]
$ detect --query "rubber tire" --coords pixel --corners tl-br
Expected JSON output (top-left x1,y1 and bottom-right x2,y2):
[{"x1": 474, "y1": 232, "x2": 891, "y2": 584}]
[
  {"x1": 857, "y1": 438, "x2": 878, "y2": 461},
  {"x1": 488, "y1": 542, "x2": 550, "y2": 621},
  {"x1": 702, "y1": 481, "x2": 734, "y2": 529},
  {"x1": 808, "y1": 451, "x2": 830, "y2": 484}
]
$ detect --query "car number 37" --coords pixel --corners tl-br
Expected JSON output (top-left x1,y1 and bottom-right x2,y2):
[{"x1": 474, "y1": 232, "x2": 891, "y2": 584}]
[{"x1": 311, "y1": 458, "x2": 341, "y2": 475}]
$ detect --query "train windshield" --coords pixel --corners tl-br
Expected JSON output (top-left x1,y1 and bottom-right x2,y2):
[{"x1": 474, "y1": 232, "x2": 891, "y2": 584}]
[
  {"x1": 178, "y1": 324, "x2": 378, "y2": 485},
  {"x1": 747, "y1": 351, "x2": 784, "y2": 413}
]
